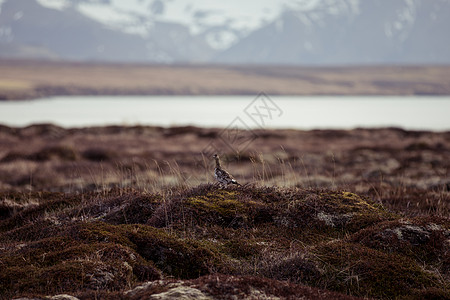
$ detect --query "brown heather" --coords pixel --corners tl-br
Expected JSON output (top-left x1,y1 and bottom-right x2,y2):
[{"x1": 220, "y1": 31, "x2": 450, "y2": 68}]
[{"x1": 0, "y1": 125, "x2": 449, "y2": 299}]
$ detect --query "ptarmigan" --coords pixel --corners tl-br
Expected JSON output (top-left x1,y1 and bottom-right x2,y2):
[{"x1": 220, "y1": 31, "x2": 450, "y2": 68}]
[{"x1": 213, "y1": 154, "x2": 241, "y2": 188}]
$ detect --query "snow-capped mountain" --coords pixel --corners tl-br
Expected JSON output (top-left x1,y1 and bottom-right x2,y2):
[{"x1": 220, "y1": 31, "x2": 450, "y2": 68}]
[
  {"x1": 34, "y1": 0, "x2": 320, "y2": 51},
  {"x1": 0, "y1": 0, "x2": 216, "y2": 62},
  {"x1": 0, "y1": 0, "x2": 449, "y2": 64},
  {"x1": 213, "y1": 0, "x2": 450, "y2": 65}
]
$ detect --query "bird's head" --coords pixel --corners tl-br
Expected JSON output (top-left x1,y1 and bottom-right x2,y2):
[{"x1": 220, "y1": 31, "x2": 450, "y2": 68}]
[{"x1": 213, "y1": 154, "x2": 221, "y2": 167}]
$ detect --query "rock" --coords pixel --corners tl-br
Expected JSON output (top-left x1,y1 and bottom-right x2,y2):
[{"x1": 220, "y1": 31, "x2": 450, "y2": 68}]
[
  {"x1": 48, "y1": 295, "x2": 80, "y2": 300},
  {"x1": 150, "y1": 286, "x2": 212, "y2": 300}
]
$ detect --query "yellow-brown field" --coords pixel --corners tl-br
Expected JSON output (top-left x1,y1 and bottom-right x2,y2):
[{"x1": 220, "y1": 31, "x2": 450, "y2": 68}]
[{"x1": 1, "y1": 60, "x2": 450, "y2": 100}]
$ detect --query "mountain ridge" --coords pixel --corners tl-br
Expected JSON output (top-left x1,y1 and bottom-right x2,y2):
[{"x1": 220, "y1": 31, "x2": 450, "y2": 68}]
[{"x1": 0, "y1": 0, "x2": 449, "y2": 64}]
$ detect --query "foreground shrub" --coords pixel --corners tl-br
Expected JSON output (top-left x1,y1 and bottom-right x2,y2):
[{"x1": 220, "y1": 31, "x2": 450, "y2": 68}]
[
  {"x1": 312, "y1": 241, "x2": 441, "y2": 299},
  {"x1": 0, "y1": 186, "x2": 448, "y2": 299}
]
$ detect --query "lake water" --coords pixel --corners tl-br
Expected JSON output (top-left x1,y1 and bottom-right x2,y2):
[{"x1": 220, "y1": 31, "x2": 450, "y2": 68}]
[{"x1": 0, "y1": 95, "x2": 449, "y2": 130}]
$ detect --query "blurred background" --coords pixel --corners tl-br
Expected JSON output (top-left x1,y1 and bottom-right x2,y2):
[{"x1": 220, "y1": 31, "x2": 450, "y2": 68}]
[
  {"x1": 1, "y1": 0, "x2": 450, "y2": 65},
  {"x1": 0, "y1": 0, "x2": 450, "y2": 129}
]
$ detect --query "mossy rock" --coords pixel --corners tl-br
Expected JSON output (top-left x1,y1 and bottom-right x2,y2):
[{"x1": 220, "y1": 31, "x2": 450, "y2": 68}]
[
  {"x1": 69, "y1": 222, "x2": 135, "y2": 248},
  {"x1": 277, "y1": 191, "x2": 394, "y2": 233},
  {"x1": 149, "y1": 186, "x2": 391, "y2": 232},
  {"x1": 312, "y1": 241, "x2": 441, "y2": 299},
  {"x1": 350, "y1": 216, "x2": 450, "y2": 276},
  {"x1": 0, "y1": 191, "x2": 162, "y2": 241},
  {"x1": 70, "y1": 222, "x2": 228, "y2": 279},
  {"x1": 126, "y1": 224, "x2": 227, "y2": 279},
  {"x1": 185, "y1": 189, "x2": 250, "y2": 228},
  {"x1": 148, "y1": 185, "x2": 275, "y2": 228},
  {"x1": 186, "y1": 185, "x2": 275, "y2": 226},
  {"x1": 237, "y1": 185, "x2": 294, "y2": 204},
  {"x1": 0, "y1": 233, "x2": 160, "y2": 298}
]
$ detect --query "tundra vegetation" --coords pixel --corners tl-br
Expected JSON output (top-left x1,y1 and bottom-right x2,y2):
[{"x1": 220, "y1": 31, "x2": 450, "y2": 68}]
[{"x1": 0, "y1": 124, "x2": 449, "y2": 299}]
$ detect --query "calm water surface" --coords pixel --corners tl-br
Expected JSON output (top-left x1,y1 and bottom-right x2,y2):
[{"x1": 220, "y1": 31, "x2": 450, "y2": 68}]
[{"x1": 0, "y1": 96, "x2": 449, "y2": 130}]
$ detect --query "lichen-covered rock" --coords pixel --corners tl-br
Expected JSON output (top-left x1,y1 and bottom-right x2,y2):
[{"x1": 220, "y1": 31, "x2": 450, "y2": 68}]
[
  {"x1": 48, "y1": 295, "x2": 80, "y2": 300},
  {"x1": 275, "y1": 191, "x2": 393, "y2": 233},
  {"x1": 350, "y1": 216, "x2": 450, "y2": 278},
  {"x1": 149, "y1": 286, "x2": 212, "y2": 300},
  {"x1": 122, "y1": 275, "x2": 361, "y2": 300}
]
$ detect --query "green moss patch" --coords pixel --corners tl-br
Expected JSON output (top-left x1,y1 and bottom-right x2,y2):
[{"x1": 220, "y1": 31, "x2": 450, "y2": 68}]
[
  {"x1": 312, "y1": 241, "x2": 441, "y2": 299},
  {"x1": 186, "y1": 189, "x2": 251, "y2": 228},
  {"x1": 148, "y1": 185, "x2": 276, "y2": 228},
  {"x1": 276, "y1": 190, "x2": 393, "y2": 234}
]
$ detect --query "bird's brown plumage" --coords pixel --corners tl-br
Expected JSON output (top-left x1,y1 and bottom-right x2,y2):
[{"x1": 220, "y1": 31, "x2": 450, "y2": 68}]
[{"x1": 213, "y1": 154, "x2": 240, "y2": 187}]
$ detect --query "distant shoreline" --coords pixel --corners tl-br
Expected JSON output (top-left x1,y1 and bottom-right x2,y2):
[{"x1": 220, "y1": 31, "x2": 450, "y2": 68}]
[{"x1": 1, "y1": 59, "x2": 450, "y2": 100}]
